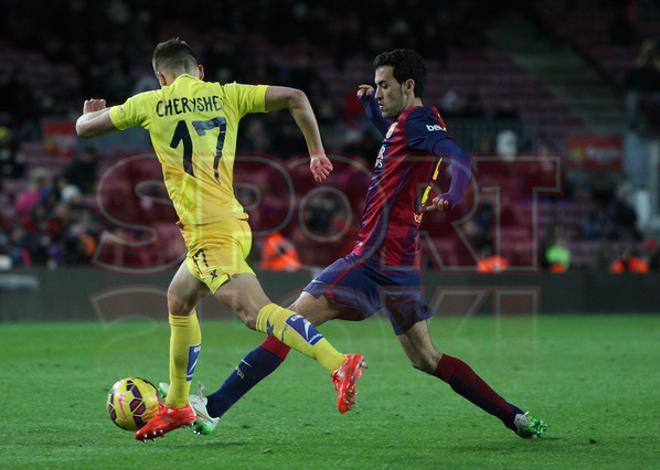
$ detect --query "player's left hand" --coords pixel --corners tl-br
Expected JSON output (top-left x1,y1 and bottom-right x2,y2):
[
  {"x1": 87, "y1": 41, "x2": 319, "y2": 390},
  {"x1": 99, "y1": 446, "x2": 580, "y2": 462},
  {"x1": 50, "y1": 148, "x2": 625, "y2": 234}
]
[
  {"x1": 83, "y1": 98, "x2": 106, "y2": 114},
  {"x1": 356, "y1": 84, "x2": 375, "y2": 99},
  {"x1": 310, "y1": 154, "x2": 333, "y2": 183},
  {"x1": 425, "y1": 196, "x2": 450, "y2": 212}
]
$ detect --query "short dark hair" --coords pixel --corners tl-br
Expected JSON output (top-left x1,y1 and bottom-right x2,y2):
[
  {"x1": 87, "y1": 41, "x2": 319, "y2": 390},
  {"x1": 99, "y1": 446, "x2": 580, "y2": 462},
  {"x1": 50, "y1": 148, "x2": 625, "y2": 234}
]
[
  {"x1": 152, "y1": 38, "x2": 198, "y2": 73},
  {"x1": 373, "y1": 49, "x2": 426, "y2": 98}
]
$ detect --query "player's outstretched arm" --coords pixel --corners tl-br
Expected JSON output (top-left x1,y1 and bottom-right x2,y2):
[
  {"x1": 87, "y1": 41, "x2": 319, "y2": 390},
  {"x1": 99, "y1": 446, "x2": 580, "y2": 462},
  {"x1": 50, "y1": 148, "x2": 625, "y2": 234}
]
[
  {"x1": 75, "y1": 99, "x2": 118, "y2": 138},
  {"x1": 265, "y1": 86, "x2": 332, "y2": 182},
  {"x1": 357, "y1": 84, "x2": 391, "y2": 137}
]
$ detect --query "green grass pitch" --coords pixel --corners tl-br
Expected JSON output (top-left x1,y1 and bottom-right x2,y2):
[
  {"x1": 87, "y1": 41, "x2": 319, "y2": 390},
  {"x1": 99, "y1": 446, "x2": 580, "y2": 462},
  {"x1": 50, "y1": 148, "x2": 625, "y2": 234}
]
[{"x1": 1, "y1": 315, "x2": 658, "y2": 469}]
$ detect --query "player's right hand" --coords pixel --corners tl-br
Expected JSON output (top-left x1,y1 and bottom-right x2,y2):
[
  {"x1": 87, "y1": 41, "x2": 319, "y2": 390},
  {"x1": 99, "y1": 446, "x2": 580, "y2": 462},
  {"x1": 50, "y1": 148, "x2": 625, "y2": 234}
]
[
  {"x1": 356, "y1": 85, "x2": 374, "y2": 99},
  {"x1": 83, "y1": 98, "x2": 107, "y2": 114},
  {"x1": 310, "y1": 154, "x2": 333, "y2": 183}
]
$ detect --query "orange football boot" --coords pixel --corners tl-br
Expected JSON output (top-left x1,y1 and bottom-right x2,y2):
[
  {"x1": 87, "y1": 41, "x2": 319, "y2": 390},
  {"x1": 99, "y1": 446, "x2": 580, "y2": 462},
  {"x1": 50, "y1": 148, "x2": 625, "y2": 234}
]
[
  {"x1": 135, "y1": 402, "x2": 196, "y2": 441},
  {"x1": 331, "y1": 354, "x2": 367, "y2": 414}
]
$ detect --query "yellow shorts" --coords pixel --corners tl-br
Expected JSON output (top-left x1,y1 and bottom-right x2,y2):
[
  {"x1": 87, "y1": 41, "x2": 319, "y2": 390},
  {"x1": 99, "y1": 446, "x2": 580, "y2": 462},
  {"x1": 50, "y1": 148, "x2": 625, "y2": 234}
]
[{"x1": 181, "y1": 217, "x2": 254, "y2": 294}]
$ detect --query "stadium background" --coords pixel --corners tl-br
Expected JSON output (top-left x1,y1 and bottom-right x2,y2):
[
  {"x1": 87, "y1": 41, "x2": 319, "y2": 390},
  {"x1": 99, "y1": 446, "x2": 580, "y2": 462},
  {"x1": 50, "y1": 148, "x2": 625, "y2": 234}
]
[
  {"x1": 1, "y1": 0, "x2": 660, "y2": 317},
  {"x1": 0, "y1": 1, "x2": 659, "y2": 468}
]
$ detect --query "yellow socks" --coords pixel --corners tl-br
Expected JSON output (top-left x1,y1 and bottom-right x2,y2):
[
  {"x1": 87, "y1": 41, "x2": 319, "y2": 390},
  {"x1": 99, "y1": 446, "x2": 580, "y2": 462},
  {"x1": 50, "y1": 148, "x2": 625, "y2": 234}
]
[
  {"x1": 166, "y1": 305, "x2": 343, "y2": 408},
  {"x1": 166, "y1": 311, "x2": 202, "y2": 408},
  {"x1": 256, "y1": 303, "x2": 344, "y2": 373}
]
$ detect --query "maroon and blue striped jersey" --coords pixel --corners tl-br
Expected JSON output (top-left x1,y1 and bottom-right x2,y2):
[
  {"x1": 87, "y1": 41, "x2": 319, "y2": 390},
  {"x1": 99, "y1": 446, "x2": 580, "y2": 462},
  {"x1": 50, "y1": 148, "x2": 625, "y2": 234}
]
[{"x1": 352, "y1": 98, "x2": 472, "y2": 267}]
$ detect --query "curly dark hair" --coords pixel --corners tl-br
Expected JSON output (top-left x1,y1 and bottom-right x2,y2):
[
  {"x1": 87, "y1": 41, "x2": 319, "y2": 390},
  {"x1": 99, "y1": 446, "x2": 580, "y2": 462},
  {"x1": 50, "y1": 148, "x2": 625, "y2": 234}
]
[
  {"x1": 152, "y1": 38, "x2": 198, "y2": 73},
  {"x1": 373, "y1": 49, "x2": 426, "y2": 98}
]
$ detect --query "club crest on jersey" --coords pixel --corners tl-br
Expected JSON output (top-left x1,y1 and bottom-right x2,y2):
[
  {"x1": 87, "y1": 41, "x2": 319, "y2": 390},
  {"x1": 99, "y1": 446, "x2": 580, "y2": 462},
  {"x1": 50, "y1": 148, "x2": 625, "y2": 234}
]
[{"x1": 386, "y1": 123, "x2": 397, "y2": 139}]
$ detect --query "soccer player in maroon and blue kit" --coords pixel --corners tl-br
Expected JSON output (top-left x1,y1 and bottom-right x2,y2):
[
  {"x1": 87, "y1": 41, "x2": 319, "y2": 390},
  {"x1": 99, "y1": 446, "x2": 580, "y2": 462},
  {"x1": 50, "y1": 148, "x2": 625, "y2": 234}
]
[{"x1": 166, "y1": 49, "x2": 546, "y2": 438}]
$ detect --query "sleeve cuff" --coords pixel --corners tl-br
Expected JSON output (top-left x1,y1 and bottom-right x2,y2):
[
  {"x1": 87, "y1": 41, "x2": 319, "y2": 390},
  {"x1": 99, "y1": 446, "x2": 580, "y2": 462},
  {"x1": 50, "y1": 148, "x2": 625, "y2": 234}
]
[
  {"x1": 108, "y1": 105, "x2": 130, "y2": 131},
  {"x1": 255, "y1": 84, "x2": 269, "y2": 113}
]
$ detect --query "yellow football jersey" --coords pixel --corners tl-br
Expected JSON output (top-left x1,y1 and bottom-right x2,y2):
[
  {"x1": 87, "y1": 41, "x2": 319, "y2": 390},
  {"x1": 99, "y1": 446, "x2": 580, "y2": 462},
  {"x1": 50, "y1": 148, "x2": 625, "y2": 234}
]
[{"x1": 109, "y1": 74, "x2": 268, "y2": 226}]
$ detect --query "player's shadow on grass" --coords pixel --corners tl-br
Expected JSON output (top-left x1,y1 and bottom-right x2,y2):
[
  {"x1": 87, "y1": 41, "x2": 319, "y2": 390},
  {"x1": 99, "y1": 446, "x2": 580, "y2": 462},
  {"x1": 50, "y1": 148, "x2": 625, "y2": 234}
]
[
  {"x1": 450, "y1": 436, "x2": 562, "y2": 452},
  {"x1": 171, "y1": 440, "x2": 250, "y2": 449}
]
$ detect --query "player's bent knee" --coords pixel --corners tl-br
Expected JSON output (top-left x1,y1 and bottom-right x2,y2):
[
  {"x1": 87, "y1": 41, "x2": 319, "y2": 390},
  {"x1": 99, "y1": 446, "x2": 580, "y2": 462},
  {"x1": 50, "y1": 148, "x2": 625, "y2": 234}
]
[
  {"x1": 167, "y1": 293, "x2": 193, "y2": 316},
  {"x1": 409, "y1": 357, "x2": 426, "y2": 372},
  {"x1": 244, "y1": 315, "x2": 257, "y2": 330},
  {"x1": 234, "y1": 306, "x2": 258, "y2": 330},
  {"x1": 409, "y1": 354, "x2": 438, "y2": 374}
]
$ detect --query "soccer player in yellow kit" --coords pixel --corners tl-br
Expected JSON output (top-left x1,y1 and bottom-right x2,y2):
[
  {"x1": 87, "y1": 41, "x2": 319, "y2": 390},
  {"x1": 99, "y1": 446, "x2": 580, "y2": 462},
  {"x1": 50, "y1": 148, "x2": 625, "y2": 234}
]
[{"x1": 76, "y1": 38, "x2": 365, "y2": 440}]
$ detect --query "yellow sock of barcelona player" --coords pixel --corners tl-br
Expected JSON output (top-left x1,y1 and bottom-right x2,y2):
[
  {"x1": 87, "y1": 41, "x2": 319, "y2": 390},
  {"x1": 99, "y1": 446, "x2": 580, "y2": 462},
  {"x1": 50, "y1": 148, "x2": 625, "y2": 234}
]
[
  {"x1": 166, "y1": 311, "x2": 202, "y2": 408},
  {"x1": 255, "y1": 303, "x2": 344, "y2": 373}
]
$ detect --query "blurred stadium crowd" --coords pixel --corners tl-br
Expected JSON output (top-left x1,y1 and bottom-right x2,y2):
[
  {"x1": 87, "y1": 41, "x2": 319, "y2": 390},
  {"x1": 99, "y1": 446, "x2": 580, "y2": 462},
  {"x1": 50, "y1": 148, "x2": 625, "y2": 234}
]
[{"x1": 0, "y1": 0, "x2": 659, "y2": 273}]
